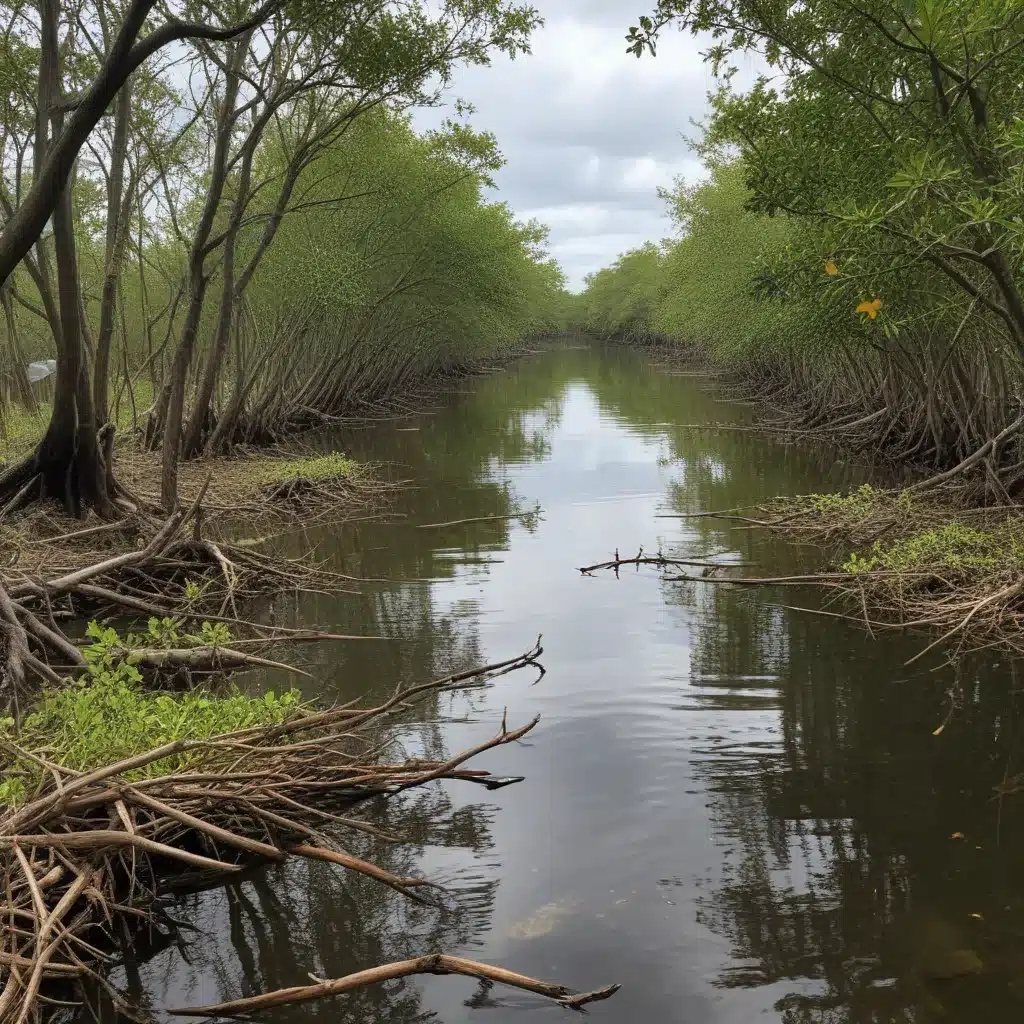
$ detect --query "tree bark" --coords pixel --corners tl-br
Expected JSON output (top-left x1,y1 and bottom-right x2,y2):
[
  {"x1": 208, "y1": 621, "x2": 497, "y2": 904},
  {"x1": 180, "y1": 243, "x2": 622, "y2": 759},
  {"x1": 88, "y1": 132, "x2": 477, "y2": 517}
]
[
  {"x1": 160, "y1": 34, "x2": 250, "y2": 509},
  {"x1": 180, "y1": 144, "x2": 255, "y2": 458},
  {"x1": 0, "y1": 0, "x2": 112, "y2": 516},
  {"x1": 94, "y1": 80, "x2": 134, "y2": 423}
]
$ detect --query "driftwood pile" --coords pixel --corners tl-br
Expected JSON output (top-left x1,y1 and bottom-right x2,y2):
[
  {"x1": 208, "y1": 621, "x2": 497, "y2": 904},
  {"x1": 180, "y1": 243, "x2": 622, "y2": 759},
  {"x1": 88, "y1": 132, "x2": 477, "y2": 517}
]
[
  {"x1": 0, "y1": 482, "x2": 368, "y2": 697},
  {"x1": 0, "y1": 640, "x2": 619, "y2": 1020}
]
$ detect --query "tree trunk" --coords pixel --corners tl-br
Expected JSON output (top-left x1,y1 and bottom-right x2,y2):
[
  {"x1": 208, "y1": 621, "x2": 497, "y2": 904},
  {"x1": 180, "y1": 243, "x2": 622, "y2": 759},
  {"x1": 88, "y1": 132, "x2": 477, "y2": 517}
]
[
  {"x1": 181, "y1": 146, "x2": 256, "y2": 458},
  {"x1": 94, "y1": 80, "x2": 133, "y2": 423},
  {"x1": 0, "y1": 0, "x2": 113, "y2": 517},
  {"x1": 160, "y1": 34, "x2": 250, "y2": 509},
  {"x1": 0, "y1": 286, "x2": 37, "y2": 410}
]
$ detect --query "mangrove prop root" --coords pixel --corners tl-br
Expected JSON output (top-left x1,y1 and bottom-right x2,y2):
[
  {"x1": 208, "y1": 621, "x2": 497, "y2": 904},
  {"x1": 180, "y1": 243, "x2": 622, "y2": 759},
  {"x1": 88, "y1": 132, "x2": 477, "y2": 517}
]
[
  {"x1": 0, "y1": 498, "x2": 372, "y2": 685},
  {"x1": 170, "y1": 954, "x2": 621, "y2": 1017},
  {"x1": 0, "y1": 642, "x2": 604, "y2": 1022}
]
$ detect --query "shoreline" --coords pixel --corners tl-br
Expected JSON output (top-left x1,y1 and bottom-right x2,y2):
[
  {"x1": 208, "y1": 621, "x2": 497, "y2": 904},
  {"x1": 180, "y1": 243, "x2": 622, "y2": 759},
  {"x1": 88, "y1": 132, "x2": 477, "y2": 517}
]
[
  {"x1": 0, "y1": 347, "x2": 528, "y2": 613},
  {"x1": 603, "y1": 334, "x2": 1024, "y2": 661}
]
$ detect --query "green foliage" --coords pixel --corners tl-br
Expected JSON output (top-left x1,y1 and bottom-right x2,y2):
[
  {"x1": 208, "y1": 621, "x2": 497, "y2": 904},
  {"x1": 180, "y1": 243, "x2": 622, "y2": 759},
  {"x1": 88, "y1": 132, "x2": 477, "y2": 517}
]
[
  {"x1": 579, "y1": 2, "x2": 1024, "y2": 492},
  {"x1": 242, "y1": 107, "x2": 566, "y2": 381},
  {"x1": 0, "y1": 0, "x2": 560, "y2": 452},
  {"x1": 81, "y1": 617, "x2": 232, "y2": 668},
  {"x1": 841, "y1": 522, "x2": 1023, "y2": 576},
  {"x1": 578, "y1": 243, "x2": 666, "y2": 341},
  {"x1": 628, "y1": 0, "x2": 1024, "y2": 350},
  {"x1": 810, "y1": 483, "x2": 887, "y2": 520},
  {"x1": 256, "y1": 451, "x2": 355, "y2": 484},
  {"x1": 574, "y1": 160, "x2": 844, "y2": 368},
  {"x1": 0, "y1": 620, "x2": 301, "y2": 808}
]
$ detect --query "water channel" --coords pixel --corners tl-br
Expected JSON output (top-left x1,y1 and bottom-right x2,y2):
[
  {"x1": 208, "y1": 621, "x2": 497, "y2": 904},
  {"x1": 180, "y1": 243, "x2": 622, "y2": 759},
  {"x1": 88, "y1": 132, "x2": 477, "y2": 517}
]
[{"x1": 99, "y1": 343, "x2": 1024, "y2": 1023}]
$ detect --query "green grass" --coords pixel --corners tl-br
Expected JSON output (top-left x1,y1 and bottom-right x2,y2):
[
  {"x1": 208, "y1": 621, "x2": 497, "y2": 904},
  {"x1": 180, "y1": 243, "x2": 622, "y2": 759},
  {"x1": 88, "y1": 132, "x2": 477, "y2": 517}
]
[
  {"x1": 808, "y1": 482, "x2": 914, "y2": 522},
  {"x1": 0, "y1": 377, "x2": 158, "y2": 462},
  {"x1": 842, "y1": 521, "x2": 1024, "y2": 577},
  {"x1": 256, "y1": 450, "x2": 356, "y2": 484}
]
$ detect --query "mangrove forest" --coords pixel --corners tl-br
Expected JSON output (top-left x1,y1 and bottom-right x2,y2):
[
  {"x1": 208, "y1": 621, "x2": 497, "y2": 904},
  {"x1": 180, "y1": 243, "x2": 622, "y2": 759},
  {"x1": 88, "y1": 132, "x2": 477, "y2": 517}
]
[{"x1": 4, "y1": 1, "x2": 1024, "y2": 1023}]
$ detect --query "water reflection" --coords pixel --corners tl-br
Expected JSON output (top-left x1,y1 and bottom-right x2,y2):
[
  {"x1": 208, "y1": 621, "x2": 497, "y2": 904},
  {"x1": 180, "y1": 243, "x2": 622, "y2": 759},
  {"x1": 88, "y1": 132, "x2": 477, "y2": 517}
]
[{"x1": 85, "y1": 345, "x2": 1024, "y2": 1023}]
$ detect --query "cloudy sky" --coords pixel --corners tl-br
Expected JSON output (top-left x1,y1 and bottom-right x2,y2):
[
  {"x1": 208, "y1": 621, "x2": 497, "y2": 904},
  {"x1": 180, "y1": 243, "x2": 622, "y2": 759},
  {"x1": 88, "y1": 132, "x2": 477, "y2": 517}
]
[{"x1": 414, "y1": 1, "x2": 760, "y2": 291}]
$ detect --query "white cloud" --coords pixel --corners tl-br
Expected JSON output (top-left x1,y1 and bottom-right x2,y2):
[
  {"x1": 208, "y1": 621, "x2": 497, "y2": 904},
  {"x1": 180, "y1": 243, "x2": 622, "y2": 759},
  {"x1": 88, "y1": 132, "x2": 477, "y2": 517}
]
[{"x1": 413, "y1": 2, "x2": 742, "y2": 289}]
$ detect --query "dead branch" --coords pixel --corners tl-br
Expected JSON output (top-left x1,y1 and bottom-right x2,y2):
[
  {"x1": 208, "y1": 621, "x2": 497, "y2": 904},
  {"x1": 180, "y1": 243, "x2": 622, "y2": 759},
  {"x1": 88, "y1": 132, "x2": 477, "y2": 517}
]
[
  {"x1": 416, "y1": 511, "x2": 542, "y2": 529},
  {"x1": 169, "y1": 954, "x2": 620, "y2": 1017},
  {"x1": 579, "y1": 548, "x2": 754, "y2": 575}
]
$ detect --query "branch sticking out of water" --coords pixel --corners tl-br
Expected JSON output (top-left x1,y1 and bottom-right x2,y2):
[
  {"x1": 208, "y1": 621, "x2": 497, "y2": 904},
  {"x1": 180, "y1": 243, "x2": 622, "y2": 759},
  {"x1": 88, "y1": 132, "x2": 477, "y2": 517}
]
[
  {"x1": 416, "y1": 505, "x2": 543, "y2": 530},
  {"x1": 579, "y1": 547, "x2": 754, "y2": 577},
  {"x1": 169, "y1": 954, "x2": 620, "y2": 1017}
]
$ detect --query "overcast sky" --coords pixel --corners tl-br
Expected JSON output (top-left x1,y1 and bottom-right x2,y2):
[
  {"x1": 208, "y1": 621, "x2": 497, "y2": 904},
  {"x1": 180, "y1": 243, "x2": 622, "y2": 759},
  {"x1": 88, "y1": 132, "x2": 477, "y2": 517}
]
[{"x1": 413, "y1": 1, "x2": 759, "y2": 291}]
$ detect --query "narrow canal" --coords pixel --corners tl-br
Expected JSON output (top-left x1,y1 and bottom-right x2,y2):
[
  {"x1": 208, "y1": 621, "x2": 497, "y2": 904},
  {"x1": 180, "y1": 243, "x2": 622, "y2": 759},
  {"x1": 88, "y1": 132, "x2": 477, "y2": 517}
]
[{"x1": 101, "y1": 343, "x2": 1024, "y2": 1023}]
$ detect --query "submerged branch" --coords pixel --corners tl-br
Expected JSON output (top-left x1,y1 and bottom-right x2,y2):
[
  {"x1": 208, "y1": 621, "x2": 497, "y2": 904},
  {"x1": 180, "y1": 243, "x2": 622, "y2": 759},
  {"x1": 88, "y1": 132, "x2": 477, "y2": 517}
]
[{"x1": 170, "y1": 954, "x2": 620, "y2": 1017}]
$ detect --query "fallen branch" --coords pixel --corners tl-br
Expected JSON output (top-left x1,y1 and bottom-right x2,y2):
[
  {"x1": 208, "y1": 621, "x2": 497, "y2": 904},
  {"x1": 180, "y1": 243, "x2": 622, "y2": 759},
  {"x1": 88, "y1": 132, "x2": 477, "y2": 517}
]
[
  {"x1": 579, "y1": 549, "x2": 753, "y2": 575},
  {"x1": 170, "y1": 953, "x2": 620, "y2": 1017},
  {"x1": 0, "y1": 642, "x2": 570, "y2": 1020},
  {"x1": 417, "y1": 511, "x2": 541, "y2": 529},
  {"x1": 126, "y1": 644, "x2": 315, "y2": 679}
]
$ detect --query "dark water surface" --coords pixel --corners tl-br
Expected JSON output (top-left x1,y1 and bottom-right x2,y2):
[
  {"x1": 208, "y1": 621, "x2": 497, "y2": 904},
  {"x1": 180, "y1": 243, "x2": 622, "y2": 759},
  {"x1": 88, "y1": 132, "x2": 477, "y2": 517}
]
[{"x1": 108, "y1": 345, "x2": 1024, "y2": 1023}]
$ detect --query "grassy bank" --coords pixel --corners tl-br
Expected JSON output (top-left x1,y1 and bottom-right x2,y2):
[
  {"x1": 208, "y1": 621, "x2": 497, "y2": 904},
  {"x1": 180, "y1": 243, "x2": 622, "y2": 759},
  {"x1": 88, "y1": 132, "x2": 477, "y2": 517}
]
[{"x1": 735, "y1": 484, "x2": 1024, "y2": 660}]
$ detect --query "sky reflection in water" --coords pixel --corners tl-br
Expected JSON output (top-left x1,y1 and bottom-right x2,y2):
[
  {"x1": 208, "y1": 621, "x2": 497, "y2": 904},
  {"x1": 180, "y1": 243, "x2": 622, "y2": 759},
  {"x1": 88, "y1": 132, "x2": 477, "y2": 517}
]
[{"x1": 93, "y1": 346, "x2": 1024, "y2": 1024}]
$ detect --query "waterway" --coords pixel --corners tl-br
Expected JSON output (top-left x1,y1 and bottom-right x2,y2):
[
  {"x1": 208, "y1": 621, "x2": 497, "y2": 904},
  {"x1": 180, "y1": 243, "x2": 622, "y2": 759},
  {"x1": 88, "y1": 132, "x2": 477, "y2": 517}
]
[{"x1": 98, "y1": 343, "x2": 1024, "y2": 1023}]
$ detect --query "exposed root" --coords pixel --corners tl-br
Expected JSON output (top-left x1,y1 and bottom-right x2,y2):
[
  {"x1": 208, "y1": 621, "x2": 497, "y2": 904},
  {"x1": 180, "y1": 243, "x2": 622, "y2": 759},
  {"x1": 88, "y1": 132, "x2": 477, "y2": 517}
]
[{"x1": 0, "y1": 642, "x2": 586, "y2": 1021}]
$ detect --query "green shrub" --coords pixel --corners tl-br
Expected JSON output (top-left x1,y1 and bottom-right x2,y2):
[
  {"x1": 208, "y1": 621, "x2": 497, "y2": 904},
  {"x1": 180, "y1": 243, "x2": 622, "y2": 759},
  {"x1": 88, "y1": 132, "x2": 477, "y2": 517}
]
[
  {"x1": 0, "y1": 621, "x2": 302, "y2": 807},
  {"x1": 810, "y1": 483, "x2": 884, "y2": 520},
  {"x1": 257, "y1": 451, "x2": 355, "y2": 485},
  {"x1": 841, "y1": 522, "x2": 1024, "y2": 577}
]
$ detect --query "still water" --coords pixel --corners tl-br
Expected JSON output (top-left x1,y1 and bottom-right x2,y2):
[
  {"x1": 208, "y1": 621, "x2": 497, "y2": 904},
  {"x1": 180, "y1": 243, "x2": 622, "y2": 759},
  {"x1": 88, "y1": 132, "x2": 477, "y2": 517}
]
[{"x1": 107, "y1": 345, "x2": 1024, "y2": 1023}]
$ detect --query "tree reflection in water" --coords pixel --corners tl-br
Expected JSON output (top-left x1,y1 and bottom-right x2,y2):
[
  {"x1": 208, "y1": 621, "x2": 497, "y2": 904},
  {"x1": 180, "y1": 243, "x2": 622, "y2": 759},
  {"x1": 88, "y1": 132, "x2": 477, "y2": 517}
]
[
  {"x1": 678, "y1": 579, "x2": 1024, "y2": 1022},
  {"x1": 74, "y1": 345, "x2": 1024, "y2": 1023}
]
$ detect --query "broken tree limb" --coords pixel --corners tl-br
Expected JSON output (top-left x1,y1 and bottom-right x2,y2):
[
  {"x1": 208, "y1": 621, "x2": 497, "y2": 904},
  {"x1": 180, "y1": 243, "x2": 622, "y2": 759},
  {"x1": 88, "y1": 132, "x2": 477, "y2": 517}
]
[
  {"x1": 169, "y1": 954, "x2": 620, "y2": 1017},
  {"x1": 579, "y1": 550, "x2": 753, "y2": 574},
  {"x1": 125, "y1": 644, "x2": 314, "y2": 679},
  {"x1": 288, "y1": 843, "x2": 445, "y2": 904}
]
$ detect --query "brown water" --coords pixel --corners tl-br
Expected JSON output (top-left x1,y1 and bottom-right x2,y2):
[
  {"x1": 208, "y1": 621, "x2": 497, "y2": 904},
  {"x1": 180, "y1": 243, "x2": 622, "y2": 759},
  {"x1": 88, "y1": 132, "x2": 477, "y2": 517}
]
[{"x1": 97, "y1": 344, "x2": 1024, "y2": 1023}]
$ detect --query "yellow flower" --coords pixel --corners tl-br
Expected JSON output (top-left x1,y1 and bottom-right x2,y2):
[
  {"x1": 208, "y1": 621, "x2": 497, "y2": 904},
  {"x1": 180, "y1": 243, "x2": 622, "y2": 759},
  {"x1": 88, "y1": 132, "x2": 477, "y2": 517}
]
[
  {"x1": 824, "y1": 260, "x2": 839, "y2": 276},
  {"x1": 856, "y1": 298, "x2": 882, "y2": 320}
]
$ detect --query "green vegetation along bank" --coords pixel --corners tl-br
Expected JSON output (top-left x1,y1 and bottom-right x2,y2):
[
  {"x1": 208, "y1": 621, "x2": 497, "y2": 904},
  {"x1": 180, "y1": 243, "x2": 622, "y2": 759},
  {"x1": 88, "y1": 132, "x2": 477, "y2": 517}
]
[
  {"x1": 567, "y1": 0, "x2": 1024, "y2": 655},
  {"x1": 0, "y1": 0, "x2": 566, "y2": 516}
]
